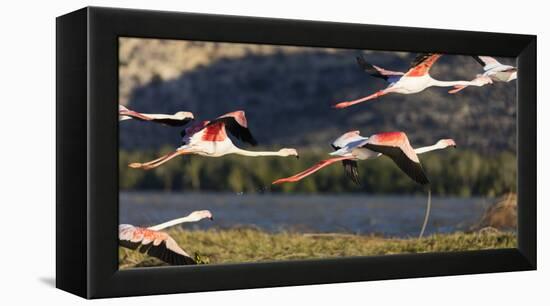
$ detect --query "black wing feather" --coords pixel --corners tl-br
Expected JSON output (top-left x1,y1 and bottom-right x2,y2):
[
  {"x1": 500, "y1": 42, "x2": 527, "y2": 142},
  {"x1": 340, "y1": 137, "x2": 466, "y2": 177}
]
[
  {"x1": 151, "y1": 117, "x2": 194, "y2": 127},
  {"x1": 409, "y1": 53, "x2": 435, "y2": 70},
  {"x1": 356, "y1": 55, "x2": 389, "y2": 81},
  {"x1": 362, "y1": 143, "x2": 429, "y2": 185},
  {"x1": 151, "y1": 241, "x2": 196, "y2": 265},
  {"x1": 207, "y1": 117, "x2": 258, "y2": 146},
  {"x1": 119, "y1": 240, "x2": 196, "y2": 265},
  {"x1": 342, "y1": 159, "x2": 360, "y2": 185},
  {"x1": 119, "y1": 240, "x2": 141, "y2": 251},
  {"x1": 472, "y1": 55, "x2": 486, "y2": 67}
]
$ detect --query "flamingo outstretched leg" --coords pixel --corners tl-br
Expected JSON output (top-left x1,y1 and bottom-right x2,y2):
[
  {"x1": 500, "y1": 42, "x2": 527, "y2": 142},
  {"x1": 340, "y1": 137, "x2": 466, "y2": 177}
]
[
  {"x1": 119, "y1": 110, "x2": 154, "y2": 121},
  {"x1": 129, "y1": 150, "x2": 191, "y2": 170},
  {"x1": 333, "y1": 90, "x2": 387, "y2": 109},
  {"x1": 272, "y1": 156, "x2": 353, "y2": 184},
  {"x1": 448, "y1": 85, "x2": 468, "y2": 94}
]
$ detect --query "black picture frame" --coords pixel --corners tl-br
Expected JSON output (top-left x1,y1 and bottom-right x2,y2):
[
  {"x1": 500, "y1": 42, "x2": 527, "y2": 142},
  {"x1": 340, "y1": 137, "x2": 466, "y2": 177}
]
[{"x1": 56, "y1": 6, "x2": 537, "y2": 299}]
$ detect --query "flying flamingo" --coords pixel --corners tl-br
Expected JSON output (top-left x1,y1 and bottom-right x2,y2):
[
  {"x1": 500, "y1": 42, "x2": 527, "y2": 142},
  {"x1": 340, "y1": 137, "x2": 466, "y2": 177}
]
[
  {"x1": 448, "y1": 56, "x2": 517, "y2": 94},
  {"x1": 119, "y1": 210, "x2": 213, "y2": 265},
  {"x1": 129, "y1": 110, "x2": 298, "y2": 170},
  {"x1": 272, "y1": 130, "x2": 456, "y2": 238},
  {"x1": 119, "y1": 104, "x2": 194, "y2": 126},
  {"x1": 333, "y1": 53, "x2": 492, "y2": 109}
]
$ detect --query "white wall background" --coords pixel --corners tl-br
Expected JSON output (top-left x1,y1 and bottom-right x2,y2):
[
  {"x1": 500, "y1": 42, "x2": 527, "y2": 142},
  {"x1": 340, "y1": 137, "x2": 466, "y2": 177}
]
[{"x1": 0, "y1": 0, "x2": 545, "y2": 304}]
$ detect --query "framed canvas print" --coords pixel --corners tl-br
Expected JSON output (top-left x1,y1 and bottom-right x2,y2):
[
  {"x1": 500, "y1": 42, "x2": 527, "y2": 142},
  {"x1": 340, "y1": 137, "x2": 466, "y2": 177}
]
[{"x1": 56, "y1": 6, "x2": 537, "y2": 299}]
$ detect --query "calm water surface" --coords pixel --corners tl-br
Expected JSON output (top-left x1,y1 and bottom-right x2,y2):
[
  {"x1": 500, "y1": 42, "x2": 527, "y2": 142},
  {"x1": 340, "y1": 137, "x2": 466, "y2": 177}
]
[{"x1": 120, "y1": 192, "x2": 492, "y2": 237}]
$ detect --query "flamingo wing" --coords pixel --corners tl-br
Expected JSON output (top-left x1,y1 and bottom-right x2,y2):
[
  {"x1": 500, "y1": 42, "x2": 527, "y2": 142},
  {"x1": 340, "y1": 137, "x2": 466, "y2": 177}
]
[
  {"x1": 472, "y1": 55, "x2": 502, "y2": 71},
  {"x1": 119, "y1": 225, "x2": 196, "y2": 265},
  {"x1": 362, "y1": 132, "x2": 429, "y2": 185},
  {"x1": 207, "y1": 111, "x2": 257, "y2": 145},
  {"x1": 331, "y1": 131, "x2": 365, "y2": 185},
  {"x1": 331, "y1": 130, "x2": 365, "y2": 150},
  {"x1": 404, "y1": 53, "x2": 442, "y2": 77},
  {"x1": 356, "y1": 55, "x2": 404, "y2": 81},
  {"x1": 272, "y1": 156, "x2": 353, "y2": 184},
  {"x1": 147, "y1": 116, "x2": 194, "y2": 127},
  {"x1": 342, "y1": 159, "x2": 360, "y2": 185}
]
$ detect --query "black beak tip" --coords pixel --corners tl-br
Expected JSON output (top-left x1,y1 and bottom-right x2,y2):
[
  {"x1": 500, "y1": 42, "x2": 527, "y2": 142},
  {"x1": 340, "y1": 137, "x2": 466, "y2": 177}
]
[
  {"x1": 209, "y1": 217, "x2": 214, "y2": 221},
  {"x1": 296, "y1": 155, "x2": 300, "y2": 159}
]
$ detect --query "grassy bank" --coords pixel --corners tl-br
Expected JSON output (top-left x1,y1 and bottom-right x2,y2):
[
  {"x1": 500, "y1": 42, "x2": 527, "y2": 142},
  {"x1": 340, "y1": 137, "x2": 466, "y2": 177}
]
[{"x1": 119, "y1": 228, "x2": 516, "y2": 269}]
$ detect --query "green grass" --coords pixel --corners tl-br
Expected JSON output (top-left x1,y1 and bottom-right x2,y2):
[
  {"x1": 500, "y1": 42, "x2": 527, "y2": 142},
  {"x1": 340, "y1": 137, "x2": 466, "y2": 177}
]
[{"x1": 119, "y1": 228, "x2": 517, "y2": 269}]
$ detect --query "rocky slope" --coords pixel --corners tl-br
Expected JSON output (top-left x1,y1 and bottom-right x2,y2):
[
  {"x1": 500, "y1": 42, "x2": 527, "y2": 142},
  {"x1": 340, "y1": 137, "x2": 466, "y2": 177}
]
[{"x1": 119, "y1": 38, "x2": 516, "y2": 154}]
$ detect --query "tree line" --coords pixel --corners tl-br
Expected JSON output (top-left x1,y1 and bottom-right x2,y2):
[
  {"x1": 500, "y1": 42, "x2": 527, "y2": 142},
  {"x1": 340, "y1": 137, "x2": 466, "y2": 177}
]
[{"x1": 119, "y1": 147, "x2": 516, "y2": 197}]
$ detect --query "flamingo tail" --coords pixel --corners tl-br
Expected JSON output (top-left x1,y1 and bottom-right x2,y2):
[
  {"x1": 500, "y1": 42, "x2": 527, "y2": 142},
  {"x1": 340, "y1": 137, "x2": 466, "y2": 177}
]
[{"x1": 418, "y1": 188, "x2": 432, "y2": 239}]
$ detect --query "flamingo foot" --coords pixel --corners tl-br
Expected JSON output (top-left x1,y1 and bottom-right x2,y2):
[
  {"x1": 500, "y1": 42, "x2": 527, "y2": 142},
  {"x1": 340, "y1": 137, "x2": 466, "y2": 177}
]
[
  {"x1": 272, "y1": 177, "x2": 294, "y2": 185},
  {"x1": 129, "y1": 162, "x2": 144, "y2": 169},
  {"x1": 332, "y1": 101, "x2": 355, "y2": 109}
]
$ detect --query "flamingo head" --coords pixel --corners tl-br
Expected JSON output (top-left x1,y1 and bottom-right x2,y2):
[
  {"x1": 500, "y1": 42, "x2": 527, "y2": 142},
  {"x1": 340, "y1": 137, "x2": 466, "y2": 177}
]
[
  {"x1": 437, "y1": 139, "x2": 457, "y2": 149},
  {"x1": 279, "y1": 148, "x2": 299, "y2": 159},
  {"x1": 187, "y1": 210, "x2": 214, "y2": 222}
]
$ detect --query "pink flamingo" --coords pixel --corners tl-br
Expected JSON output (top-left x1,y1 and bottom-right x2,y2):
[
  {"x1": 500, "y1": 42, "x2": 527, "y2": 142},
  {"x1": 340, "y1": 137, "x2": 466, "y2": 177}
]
[
  {"x1": 333, "y1": 53, "x2": 492, "y2": 109},
  {"x1": 129, "y1": 110, "x2": 298, "y2": 170},
  {"x1": 119, "y1": 104, "x2": 194, "y2": 126},
  {"x1": 272, "y1": 130, "x2": 456, "y2": 238},
  {"x1": 119, "y1": 210, "x2": 213, "y2": 265},
  {"x1": 448, "y1": 55, "x2": 516, "y2": 94}
]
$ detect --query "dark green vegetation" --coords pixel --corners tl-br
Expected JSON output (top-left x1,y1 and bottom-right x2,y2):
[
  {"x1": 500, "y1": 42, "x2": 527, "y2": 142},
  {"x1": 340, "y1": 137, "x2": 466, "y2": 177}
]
[
  {"x1": 120, "y1": 148, "x2": 516, "y2": 197},
  {"x1": 119, "y1": 229, "x2": 516, "y2": 268}
]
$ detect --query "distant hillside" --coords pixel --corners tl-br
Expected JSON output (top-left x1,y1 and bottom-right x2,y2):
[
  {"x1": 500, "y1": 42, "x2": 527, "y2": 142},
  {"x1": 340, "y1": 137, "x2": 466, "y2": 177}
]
[{"x1": 119, "y1": 38, "x2": 516, "y2": 154}]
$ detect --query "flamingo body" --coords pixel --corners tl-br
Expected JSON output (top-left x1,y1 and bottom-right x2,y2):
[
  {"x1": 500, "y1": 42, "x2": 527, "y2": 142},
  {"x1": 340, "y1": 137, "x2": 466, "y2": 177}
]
[
  {"x1": 476, "y1": 56, "x2": 517, "y2": 82},
  {"x1": 119, "y1": 104, "x2": 194, "y2": 126},
  {"x1": 334, "y1": 53, "x2": 492, "y2": 108},
  {"x1": 129, "y1": 110, "x2": 298, "y2": 169},
  {"x1": 273, "y1": 130, "x2": 456, "y2": 186},
  {"x1": 448, "y1": 56, "x2": 517, "y2": 93},
  {"x1": 119, "y1": 210, "x2": 213, "y2": 266}
]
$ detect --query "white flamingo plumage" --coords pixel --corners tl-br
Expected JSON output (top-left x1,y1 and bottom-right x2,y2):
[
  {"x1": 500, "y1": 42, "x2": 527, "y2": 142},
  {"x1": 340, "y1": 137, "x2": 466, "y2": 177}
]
[
  {"x1": 129, "y1": 110, "x2": 298, "y2": 170},
  {"x1": 333, "y1": 53, "x2": 492, "y2": 109},
  {"x1": 119, "y1": 104, "x2": 194, "y2": 126},
  {"x1": 272, "y1": 130, "x2": 456, "y2": 238},
  {"x1": 448, "y1": 56, "x2": 517, "y2": 94},
  {"x1": 119, "y1": 210, "x2": 213, "y2": 265}
]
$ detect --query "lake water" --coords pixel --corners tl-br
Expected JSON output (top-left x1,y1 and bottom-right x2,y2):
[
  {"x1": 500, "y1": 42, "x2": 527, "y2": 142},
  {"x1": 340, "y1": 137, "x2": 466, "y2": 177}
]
[{"x1": 119, "y1": 192, "x2": 493, "y2": 238}]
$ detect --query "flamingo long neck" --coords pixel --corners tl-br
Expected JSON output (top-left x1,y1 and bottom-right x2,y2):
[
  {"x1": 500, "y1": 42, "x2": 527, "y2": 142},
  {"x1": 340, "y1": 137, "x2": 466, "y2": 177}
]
[
  {"x1": 141, "y1": 113, "x2": 177, "y2": 119},
  {"x1": 428, "y1": 78, "x2": 474, "y2": 87},
  {"x1": 414, "y1": 142, "x2": 447, "y2": 154},
  {"x1": 147, "y1": 215, "x2": 200, "y2": 231},
  {"x1": 231, "y1": 147, "x2": 287, "y2": 157}
]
